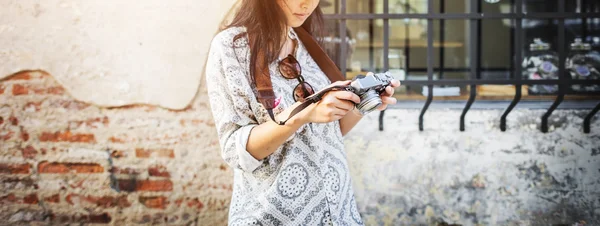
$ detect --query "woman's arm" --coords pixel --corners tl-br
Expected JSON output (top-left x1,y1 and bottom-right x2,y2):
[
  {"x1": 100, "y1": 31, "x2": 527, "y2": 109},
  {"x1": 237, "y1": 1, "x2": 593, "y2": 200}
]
[
  {"x1": 246, "y1": 81, "x2": 362, "y2": 159},
  {"x1": 339, "y1": 109, "x2": 363, "y2": 136},
  {"x1": 245, "y1": 102, "x2": 306, "y2": 160}
]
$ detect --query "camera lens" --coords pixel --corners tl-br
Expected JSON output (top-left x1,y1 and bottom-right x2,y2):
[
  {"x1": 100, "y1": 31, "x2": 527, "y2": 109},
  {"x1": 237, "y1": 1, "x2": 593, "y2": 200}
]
[{"x1": 357, "y1": 90, "x2": 382, "y2": 115}]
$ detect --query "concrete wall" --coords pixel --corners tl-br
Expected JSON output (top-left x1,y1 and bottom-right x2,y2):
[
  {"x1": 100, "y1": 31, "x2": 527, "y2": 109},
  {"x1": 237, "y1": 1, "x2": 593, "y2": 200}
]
[{"x1": 345, "y1": 109, "x2": 600, "y2": 225}]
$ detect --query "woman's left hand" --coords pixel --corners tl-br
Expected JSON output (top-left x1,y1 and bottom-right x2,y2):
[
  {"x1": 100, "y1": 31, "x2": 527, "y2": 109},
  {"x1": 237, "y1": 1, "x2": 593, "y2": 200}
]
[{"x1": 377, "y1": 77, "x2": 401, "y2": 111}]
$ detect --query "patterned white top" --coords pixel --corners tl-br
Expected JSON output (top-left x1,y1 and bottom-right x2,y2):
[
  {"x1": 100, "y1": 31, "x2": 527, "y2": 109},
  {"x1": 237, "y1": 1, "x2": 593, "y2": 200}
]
[{"x1": 205, "y1": 27, "x2": 364, "y2": 226}]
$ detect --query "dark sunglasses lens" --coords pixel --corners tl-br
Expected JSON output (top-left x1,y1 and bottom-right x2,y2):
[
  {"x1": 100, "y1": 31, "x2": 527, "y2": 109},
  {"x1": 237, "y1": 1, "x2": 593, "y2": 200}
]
[
  {"x1": 293, "y1": 82, "x2": 315, "y2": 102},
  {"x1": 279, "y1": 57, "x2": 301, "y2": 79}
]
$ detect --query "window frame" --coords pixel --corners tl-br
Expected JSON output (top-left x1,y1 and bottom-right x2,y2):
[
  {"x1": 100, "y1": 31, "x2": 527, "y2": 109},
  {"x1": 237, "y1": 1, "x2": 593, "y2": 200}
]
[{"x1": 323, "y1": 0, "x2": 600, "y2": 133}]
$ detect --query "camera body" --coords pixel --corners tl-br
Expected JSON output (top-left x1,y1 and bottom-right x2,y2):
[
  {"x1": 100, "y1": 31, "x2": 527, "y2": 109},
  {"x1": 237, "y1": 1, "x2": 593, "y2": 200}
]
[{"x1": 347, "y1": 72, "x2": 394, "y2": 115}]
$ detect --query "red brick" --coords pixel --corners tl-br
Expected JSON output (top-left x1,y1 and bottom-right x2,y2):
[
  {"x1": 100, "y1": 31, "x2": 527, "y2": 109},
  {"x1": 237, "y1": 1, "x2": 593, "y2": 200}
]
[
  {"x1": 88, "y1": 213, "x2": 112, "y2": 223},
  {"x1": 69, "y1": 117, "x2": 109, "y2": 129},
  {"x1": 187, "y1": 198, "x2": 204, "y2": 210},
  {"x1": 39, "y1": 131, "x2": 96, "y2": 143},
  {"x1": 205, "y1": 198, "x2": 229, "y2": 211},
  {"x1": 0, "y1": 163, "x2": 30, "y2": 174},
  {"x1": 51, "y1": 213, "x2": 112, "y2": 224},
  {"x1": 135, "y1": 148, "x2": 174, "y2": 158},
  {"x1": 12, "y1": 84, "x2": 29, "y2": 95},
  {"x1": 0, "y1": 193, "x2": 38, "y2": 204},
  {"x1": 20, "y1": 127, "x2": 30, "y2": 141},
  {"x1": 148, "y1": 165, "x2": 170, "y2": 177},
  {"x1": 0, "y1": 131, "x2": 14, "y2": 141},
  {"x1": 1, "y1": 194, "x2": 17, "y2": 203},
  {"x1": 34, "y1": 86, "x2": 65, "y2": 95},
  {"x1": 0, "y1": 85, "x2": 4, "y2": 94},
  {"x1": 117, "y1": 179, "x2": 173, "y2": 192},
  {"x1": 139, "y1": 196, "x2": 168, "y2": 209},
  {"x1": 96, "y1": 195, "x2": 131, "y2": 208},
  {"x1": 6, "y1": 72, "x2": 32, "y2": 80},
  {"x1": 109, "y1": 136, "x2": 126, "y2": 143},
  {"x1": 0, "y1": 116, "x2": 3, "y2": 125},
  {"x1": 23, "y1": 101, "x2": 43, "y2": 112},
  {"x1": 174, "y1": 198, "x2": 184, "y2": 207},
  {"x1": 9, "y1": 116, "x2": 18, "y2": 125},
  {"x1": 180, "y1": 119, "x2": 207, "y2": 126},
  {"x1": 66, "y1": 194, "x2": 130, "y2": 208},
  {"x1": 24, "y1": 194, "x2": 39, "y2": 204},
  {"x1": 38, "y1": 161, "x2": 104, "y2": 174},
  {"x1": 53, "y1": 100, "x2": 90, "y2": 110},
  {"x1": 1, "y1": 178, "x2": 37, "y2": 190},
  {"x1": 110, "y1": 150, "x2": 125, "y2": 158},
  {"x1": 44, "y1": 194, "x2": 60, "y2": 203},
  {"x1": 110, "y1": 167, "x2": 141, "y2": 175},
  {"x1": 21, "y1": 145, "x2": 38, "y2": 159}
]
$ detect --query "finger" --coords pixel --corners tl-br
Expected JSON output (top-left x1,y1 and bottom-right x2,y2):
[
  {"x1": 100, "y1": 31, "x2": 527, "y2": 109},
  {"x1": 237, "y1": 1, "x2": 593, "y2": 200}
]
[
  {"x1": 334, "y1": 91, "x2": 361, "y2": 104},
  {"x1": 381, "y1": 96, "x2": 397, "y2": 105},
  {"x1": 386, "y1": 86, "x2": 394, "y2": 96},
  {"x1": 380, "y1": 86, "x2": 394, "y2": 97},
  {"x1": 332, "y1": 114, "x2": 345, "y2": 122},
  {"x1": 390, "y1": 79, "x2": 401, "y2": 88},
  {"x1": 377, "y1": 103, "x2": 388, "y2": 111},
  {"x1": 327, "y1": 108, "x2": 348, "y2": 118},
  {"x1": 334, "y1": 100, "x2": 355, "y2": 111},
  {"x1": 330, "y1": 80, "x2": 352, "y2": 87}
]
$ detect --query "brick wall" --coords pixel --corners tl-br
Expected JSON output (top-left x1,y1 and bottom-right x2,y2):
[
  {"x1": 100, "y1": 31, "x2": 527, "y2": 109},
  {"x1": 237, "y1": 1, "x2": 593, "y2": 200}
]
[{"x1": 0, "y1": 71, "x2": 231, "y2": 225}]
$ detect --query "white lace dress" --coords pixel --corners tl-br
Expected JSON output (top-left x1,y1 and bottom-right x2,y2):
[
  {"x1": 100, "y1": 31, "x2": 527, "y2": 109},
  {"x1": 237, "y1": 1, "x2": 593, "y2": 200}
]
[{"x1": 205, "y1": 26, "x2": 364, "y2": 226}]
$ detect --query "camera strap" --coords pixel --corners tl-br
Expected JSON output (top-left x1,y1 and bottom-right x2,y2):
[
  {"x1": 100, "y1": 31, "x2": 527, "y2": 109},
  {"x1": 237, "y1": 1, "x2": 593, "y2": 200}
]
[
  {"x1": 274, "y1": 85, "x2": 352, "y2": 125},
  {"x1": 251, "y1": 26, "x2": 345, "y2": 125}
]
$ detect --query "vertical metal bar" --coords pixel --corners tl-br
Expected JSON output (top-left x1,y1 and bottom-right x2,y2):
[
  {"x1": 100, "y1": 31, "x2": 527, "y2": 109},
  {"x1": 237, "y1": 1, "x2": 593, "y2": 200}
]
[
  {"x1": 439, "y1": 0, "x2": 445, "y2": 80},
  {"x1": 369, "y1": 0, "x2": 375, "y2": 72},
  {"x1": 460, "y1": 0, "x2": 479, "y2": 131},
  {"x1": 584, "y1": 102, "x2": 600, "y2": 133},
  {"x1": 541, "y1": 0, "x2": 565, "y2": 133},
  {"x1": 582, "y1": 0, "x2": 588, "y2": 39},
  {"x1": 501, "y1": 0, "x2": 523, "y2": 132},
  {"x1": 404, "y1": 1, "x2": 411, "y2": 94},
  {"x1": 419, "y1": 0, "x2": 435, "y2": 131},
  {"x1": 379, "y1": 0, "x2": 390, "y2": 131},
  {"x1": 383, "y1": 1, "x2": 389, "y2": 72},
  {"x1": 509, "y1": 0, "x2": 515, "y2": 76},
  {"x1": 340, "y1": 0, "x2": 347, "y2": 78}
]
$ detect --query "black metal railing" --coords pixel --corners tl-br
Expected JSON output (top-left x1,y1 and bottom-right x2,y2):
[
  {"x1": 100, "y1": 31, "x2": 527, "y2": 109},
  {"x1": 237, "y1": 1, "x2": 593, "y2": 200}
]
[{"x1": 323, "y1": 0, "x2": 600, "y2": 133}]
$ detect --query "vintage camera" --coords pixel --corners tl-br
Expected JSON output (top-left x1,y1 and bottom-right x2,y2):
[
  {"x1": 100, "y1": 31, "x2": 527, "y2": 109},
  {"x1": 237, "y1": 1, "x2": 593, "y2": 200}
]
[{"x1": 346, "y1": 72, "x2": 395, "y2": 115}]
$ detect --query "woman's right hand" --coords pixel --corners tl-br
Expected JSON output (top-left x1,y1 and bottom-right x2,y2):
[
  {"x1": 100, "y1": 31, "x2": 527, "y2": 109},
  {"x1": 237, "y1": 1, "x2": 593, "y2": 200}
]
[{"x1": 297, "y1": 80, "x2": 361, "y2": 124}]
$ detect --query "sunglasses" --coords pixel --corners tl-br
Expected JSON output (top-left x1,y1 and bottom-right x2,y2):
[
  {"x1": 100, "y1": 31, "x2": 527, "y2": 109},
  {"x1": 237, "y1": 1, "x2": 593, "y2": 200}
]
[{"x1": 278, "y1": 54, "x2": 315, "y2": 102}]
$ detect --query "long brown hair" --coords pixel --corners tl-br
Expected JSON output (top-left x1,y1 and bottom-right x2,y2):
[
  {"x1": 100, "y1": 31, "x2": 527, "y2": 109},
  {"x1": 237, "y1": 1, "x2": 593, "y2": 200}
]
[{"x1": 226, "y1": 0, "x2": 324, "y2": 83}]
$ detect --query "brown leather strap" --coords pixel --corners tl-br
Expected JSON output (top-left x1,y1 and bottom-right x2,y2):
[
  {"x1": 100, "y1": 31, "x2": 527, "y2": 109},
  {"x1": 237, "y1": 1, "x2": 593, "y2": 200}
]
[
  {"x1": 252, "y1": 27, "x2": 344, "y2": 124},
  {"x1": 275, "y1": 85, "x2": 352, "y2": 125},
  {"x1": 293, "y1": 27, "x2": 345, "y2": 83},
  {"x1": 251, "y1": 36, "x2": 277, "y2": 110}
]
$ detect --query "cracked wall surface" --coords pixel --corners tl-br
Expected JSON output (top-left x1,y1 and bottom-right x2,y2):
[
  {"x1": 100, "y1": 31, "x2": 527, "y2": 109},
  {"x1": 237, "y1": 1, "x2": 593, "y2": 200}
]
[
  {"x1": 345, "y1": 109, "x2": 600, "y2": 225},
  {"x1": 1, "y1": 72, "x2": 599, "y2": 225},
  {"x1": 1, "y1": 71, "x2": 229, "y2": 225}
]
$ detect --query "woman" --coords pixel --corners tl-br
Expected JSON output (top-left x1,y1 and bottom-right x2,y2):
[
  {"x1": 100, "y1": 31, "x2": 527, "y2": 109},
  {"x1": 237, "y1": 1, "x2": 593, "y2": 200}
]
[{"x1": 205, "y1": 0, "x2": 400, "y2": 225}]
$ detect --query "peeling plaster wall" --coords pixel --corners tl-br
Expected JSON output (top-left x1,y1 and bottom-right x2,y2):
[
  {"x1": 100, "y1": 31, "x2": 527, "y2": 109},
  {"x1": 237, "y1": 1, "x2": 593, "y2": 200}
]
[
  {"x1": 344, "y1": 109, "x2": 600, "y2": 225},
  {"x1": 0, "y1": 71, "x2": 230, "y2": 225},
  {"x1": 1, "y1": 0, "x2": 237, "y2": 109}
]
